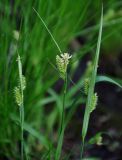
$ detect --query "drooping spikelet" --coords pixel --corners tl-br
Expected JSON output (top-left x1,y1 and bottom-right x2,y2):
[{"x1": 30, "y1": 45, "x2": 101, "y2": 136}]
[
  {"x1": 56, "y1": 53, "x2": 72, "y2": 80},
  {"x1": 90, "y1": 92, "x2": 98, "y2": 113},
  {"x1": 14, "y1": 87, "x2": 22, "y2": 106},
  {"x1": 84, "y1": 78, "x2": 90, "y2": 95}
]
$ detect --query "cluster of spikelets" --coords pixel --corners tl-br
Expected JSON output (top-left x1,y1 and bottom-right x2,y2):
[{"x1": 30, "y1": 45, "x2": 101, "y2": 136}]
[
  {"x1": 84, "y1": 78, "x2": 90, "y2": 95},
  {"x1": 14, "y1": 75, "x2": 26, "y2": 106},
  {"x1": 84, "y1": 78, "x2": 98, "y2": 113},
  {"x1": 56, "y1": 53, "x2": 72, "y2": 80}
]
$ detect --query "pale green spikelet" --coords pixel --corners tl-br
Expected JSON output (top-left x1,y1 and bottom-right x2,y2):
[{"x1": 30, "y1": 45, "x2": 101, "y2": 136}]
[
  {"x1": 18, "y1": 75, "x2": 26, "y2": 91},
  {"x1": 89, "y1": 133, "x2": 102, "y2": 146},
  {"x1": 56, "y1": 53, "x2": 72, "y2": 80},
  {"x1": 14, "y1": 87, "x2": 22, "y2": 106},
  {"x1": 14, "y1": 55, "x2": 26, "y2": 106},
  {"x1": 13, "y1": 30, "x2": 20, "y2": 41},
  {"x1": 22, "y1": 76, "x2": 26, "y2": 90},
  {"x1": 84, "y1": 78, "x2": 90, "y2": 95},
  {"x1": 96, "y1": 134, "x2": 102, "y2": 146},
  {"x1": 90, "y1": 92, "x2": 98, "y2": 113}
]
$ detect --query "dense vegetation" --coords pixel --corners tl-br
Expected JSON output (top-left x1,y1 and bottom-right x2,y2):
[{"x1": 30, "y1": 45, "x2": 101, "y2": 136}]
[{"x1": 0, "y1": 1, "x2": 122, "y2": 159}]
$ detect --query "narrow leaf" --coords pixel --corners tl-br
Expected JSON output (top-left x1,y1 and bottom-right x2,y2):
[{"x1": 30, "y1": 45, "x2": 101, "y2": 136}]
[
  {"x1": 96, "y1": 75, "x2": 122, "y2": 89},
  {"x1": 82, "y1": 6, "x2": 103, "y2": 141}
]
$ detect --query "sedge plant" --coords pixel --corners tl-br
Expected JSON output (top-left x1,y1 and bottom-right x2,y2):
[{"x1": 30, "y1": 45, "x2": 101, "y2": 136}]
[
  {"x1": 81, "y1": 6, "x2": 103, "y2": 159},
  {"x1": 55, "y1": 53, "x2": 72, "y2": 160},
  {"x1": 12, "y1": 5, "x2": 122, "y2": 160},
  {"x1": 33, "y1": 8, "x2": 72, "y2": 160},
  {"x1": 0, "y1": 1, "x2": 122, "y2": 159},
  {"x1": 14, "y1": 54, "x2": 26, "y2": 160}
]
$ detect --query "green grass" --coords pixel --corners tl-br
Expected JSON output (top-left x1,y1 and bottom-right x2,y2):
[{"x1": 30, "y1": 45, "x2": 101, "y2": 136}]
[{"x1": 0, "y1": 0, "x2": 122, "y2": 159}]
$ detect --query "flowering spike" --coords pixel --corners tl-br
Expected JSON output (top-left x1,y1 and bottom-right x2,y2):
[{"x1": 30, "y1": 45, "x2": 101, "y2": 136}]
[
  {"x1": 56, "y1": 53, "x2": 72, "y2": 80},
  {"x1": 22, "y1": 76, "x2": 26, "y2": 90},
  {"x1": 96, "y1": 135, "x2": 102, "y2": 146},
  {"x1": 90, "y1": 92, "x2": 98, "y2": 113},
  {"x1": 84, "y1": 78, "x2": 90, "y2": 95},
  {"x1": 18, "y1": 75, "x2": 26, "y2": 91},
  {"x1": 14, "y1": 87, "x2": 22, "y2": 106}
]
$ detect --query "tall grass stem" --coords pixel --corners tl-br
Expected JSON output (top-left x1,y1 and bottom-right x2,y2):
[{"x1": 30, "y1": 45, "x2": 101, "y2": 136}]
[
  {"x1": 17, "y1": 54, "x2": 24, "y2": 160},
  {"x1": 81, "y1": 6, "x2": 103, "y2": 159}
]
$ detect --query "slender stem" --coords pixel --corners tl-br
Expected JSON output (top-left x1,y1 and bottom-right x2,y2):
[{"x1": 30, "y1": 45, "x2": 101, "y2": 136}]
[
  {"x1": 55, "y1": 73, "x2": 68, "y2": 160},
  {"x1": 17, "y1": 54, "x2": 24, "y2": 160},
  {"x1": 33, "y1": 8, "x2": 62, "y2": 54},
  {"x1": 80, "y1": 138, "x2": 85, "y2": 160},
  {"x1": 80, "y1": 7, "x2": 103, "y2": 159},
  {"x1": 20, "y1": 104, "x2": 24, "y2": 160},
  {"x1": 60, "y1": 73, "x2": 67, "y2": 134}
]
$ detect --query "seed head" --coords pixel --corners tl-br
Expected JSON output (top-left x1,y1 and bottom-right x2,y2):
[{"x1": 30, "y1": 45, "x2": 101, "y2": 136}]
[
  {"x1": 18, "y1": 75, "x2": 26, "y2": 91},
  {"x1": 14, "y1": 87, "x2": 22, "y2": 106},
  {"x1": 56, "y1": 53, "x2": 72, "y2": 79},
  {"x1": 84, "y1": 78, "x2": 90, "y2": 95},
  {"x1": 96, "y1": 135, "x2": 102, "y2": 146},
  {"x1": 90, "y1": 92, "x2": 98, "y2": 113}
]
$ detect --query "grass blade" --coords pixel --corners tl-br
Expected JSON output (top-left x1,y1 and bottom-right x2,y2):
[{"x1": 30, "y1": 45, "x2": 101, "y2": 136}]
[
  {"x1": 96, "y1": 75, "x2": 122, "y2": 89},
  {"x1": 33, "y1": 7, "x2": 62, "y2": 53}
]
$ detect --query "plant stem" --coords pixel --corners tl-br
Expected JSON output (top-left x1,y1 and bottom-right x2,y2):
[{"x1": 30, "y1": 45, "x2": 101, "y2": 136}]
[
  {"x1": 80, "y1": 138, "x2": 85, "y2": 160},
  {"x1": 81, "y1": 6, "x2": 103, "y2": 159},
  {"x1": 55, "y1": 73, "x2": 67, "y2": 160},
  {"x1": 18, "y1": 54, "x2": 24, "y2": 160},
  {"x1": 33, "y1": 8, "x2": 62, "y2": 54},
  {"x1": 20, "y1": 104, "x2": 24, "y2": 160},
  {"x1": 60, "y1": 74, "x2": 67, "y2": 134}
]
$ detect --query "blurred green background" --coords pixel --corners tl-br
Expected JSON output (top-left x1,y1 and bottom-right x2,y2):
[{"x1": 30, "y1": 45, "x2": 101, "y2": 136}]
[{"x1": 0, "y1": 0, "x2": 122, "y2": 159}]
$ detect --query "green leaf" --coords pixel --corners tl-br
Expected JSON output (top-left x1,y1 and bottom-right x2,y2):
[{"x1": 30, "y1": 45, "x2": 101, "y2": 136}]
[
  {"x1": 10, "y1": 114, "x2": 49, "y2": 149},
  {"x1": 24, "y1": 123, "x2": 49, "y2": 149},
  {"x1": 33, "y1": 8, "x2": 62, "y2": 53},
  {"x1": 81, "y1": 6, "x2": 103, "y2": 159},
  {"x1": 96, "y1": 75, "x2": 122, "y2": 89},
  {"x1": 82, "y1": 6, "x2": 103, "y2": 141}
]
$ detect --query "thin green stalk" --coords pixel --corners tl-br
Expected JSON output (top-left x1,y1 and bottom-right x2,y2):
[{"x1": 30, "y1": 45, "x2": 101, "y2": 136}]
[
  {"x1": 81, "y1": 6, "x2": 103, "y2": 160},
  {"x1": 60, "y1": 73, "x2": 67, "y2": 134},
  {"x1": 33, "y1": 8, "x2": 71, "y2": 160},
  {"x1": 33, "y1": 7, "x2": 62, "y2": 54},
  {"x1": 19, "y1": 104, "x2": 24, "y2": 160},
  {"x1": 80, "y1": 140, "x2": 84, "y2": 160},
  {"x1": 55, "y1": 73, "x2": 67, "y2": 160},
  {"x1": 17, "y1": 54, "x2": 24, "y2": 160}
]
